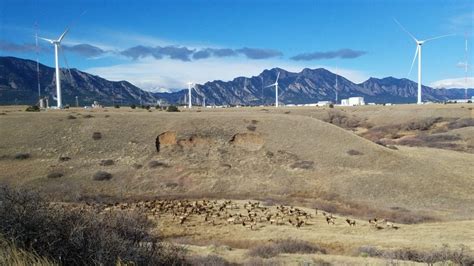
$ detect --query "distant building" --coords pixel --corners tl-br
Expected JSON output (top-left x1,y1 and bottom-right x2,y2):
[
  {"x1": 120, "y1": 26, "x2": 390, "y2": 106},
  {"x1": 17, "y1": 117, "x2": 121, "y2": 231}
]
[
  {"x1": 316, "y1": 101, "x2": 332, "y2": 107},
  {"x1": 341, "y1": 97, "x2": 365, "y2": 106}
]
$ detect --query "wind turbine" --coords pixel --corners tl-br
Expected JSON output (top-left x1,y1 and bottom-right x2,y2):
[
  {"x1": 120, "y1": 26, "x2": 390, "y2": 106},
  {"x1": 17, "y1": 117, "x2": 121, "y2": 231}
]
[
  {"x1": 394, "y1": 19, "x2": 454, "y2": 105},
  {"x1": 265, "y1": 72, "x2": 280, "y2": 107},
  {"x1": 187, "y1": 82, "x2": 193, "y2": 108},
  {"x1": 38, "y1": 28, "x2": 69, "y2": 109}
]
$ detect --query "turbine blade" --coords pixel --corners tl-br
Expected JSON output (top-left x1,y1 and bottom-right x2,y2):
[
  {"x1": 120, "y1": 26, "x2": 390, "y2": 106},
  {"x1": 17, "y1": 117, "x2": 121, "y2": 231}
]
[
  {"x1": 265, "y1": 83, "x2": 276, "y2": 88},
  {"x1": 276, "y1": 71, "x2": 280, "y2": 82},
  {"x1": 393, "y1": 18, "x2": 418, "y2": 42},
  {"x1": 58, "y1": 28, "x2": 69, "y2": 42},
  {"x1": 408, "y1": 46, "x2": 419, "y2": 77},
  {"x1": 422, "y1": 33, "x2": 455, "y2": 43},
  {"x1": 38, "y1": 36, "x2": 54, "y2": 43}
]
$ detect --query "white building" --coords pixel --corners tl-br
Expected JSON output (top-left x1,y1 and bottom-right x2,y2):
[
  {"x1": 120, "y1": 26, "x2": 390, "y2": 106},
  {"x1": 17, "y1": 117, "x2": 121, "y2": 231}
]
[
  {"x1": 341, "y1": 97, "x2": 365, "y2": 106},
  {"x1": 316, "y1": 101, "x2": 332, "y2": 107}
]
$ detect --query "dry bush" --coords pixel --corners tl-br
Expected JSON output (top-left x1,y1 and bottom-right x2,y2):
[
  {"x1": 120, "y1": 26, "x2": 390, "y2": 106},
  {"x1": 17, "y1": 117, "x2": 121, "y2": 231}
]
[
  {"x1": 0, "y1": 237, "x2": 55, "y2": 266},
  {"x1": 187, "y1": 255, "x2": 236, "y2": 266},
  {"x1": 83, "y1": 114, "x2": 94, "y2": 118},
  {"x1": 66, "y1": 114, "x2": 77, "y2": 120},
  {"x1": 347, "y1": 149, "x2": 363, "y2": 156},
  {"x1": 248, "y1": 239, "x2": 325, "y2": 258},
  {"x1": 418, "y1": 134, "x2": 461, "y2": 142},
  {"x1": 247, "y1": 125, "x2": 257, "y2": 131},
  {"x1": 358, "y1": 244, "x2": 474, "y2": 265},
  {"x1": 132, "y1": 163, "x2": 143, "y2": 169},
  {"x1": 92, "y1": 132, "x2": 102, "y2": 140},
  {"x1": 59, "y1": 156, "x2": 71, "y2": 162},
  {"x1": 290, "y1": 160, "x2": 314, "y2": 170},
  {"x1": 47, "y1": 172, "x2": 63, "y2": 179},
  {"x1": 92, "y1": 171, "x2": 112, "y2": 181},
  {"x1": 149, "y1": 160, "x2": 168, "y2": 168},
  {"x1": 402, "y1": 117, "x2": 443, "y2": 131},
  {"x1": 99, "y1": 159, "x2": 115, "y2": 166},
  {"x1": 14, "y1": 153, "x2": 31, "y2": 160},
  {"x1": 0, "y1": 186, "x2": 186, "y2": 265},
  {"x1": 447, "y1": 118, "x2": 474, "y2": 129},
  {"x1": 247, "y1": 244, "x2": 280, "y2": 258},
  {"x1": 324, "y1": 110, "x2": 362, "y2": 129}
]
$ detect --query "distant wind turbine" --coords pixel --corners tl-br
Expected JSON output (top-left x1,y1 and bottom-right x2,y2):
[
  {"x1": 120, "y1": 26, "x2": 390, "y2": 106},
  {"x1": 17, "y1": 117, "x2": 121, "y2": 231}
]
[
  {"x1": 265, "y1": 72, "x2": 280, "y2": 107},
  {"x1": 394, "y1": 18, "x2": 455, "y2": 104},
  {"x1": 38, "y1": 28, "x2": 69, "y2": 108},
  {"x1": 187, "y1": 82, "x2": 193, "y2": 108}
]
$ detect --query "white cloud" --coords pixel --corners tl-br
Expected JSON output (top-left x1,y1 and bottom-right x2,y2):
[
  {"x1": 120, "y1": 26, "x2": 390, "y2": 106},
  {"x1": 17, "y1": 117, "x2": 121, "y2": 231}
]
[
  {"x1": 85, "y1": 57, "x2": 370, "y2": 90},
  {"x1": 430, "y1": 77, "x2": 474, "y2": 89}
]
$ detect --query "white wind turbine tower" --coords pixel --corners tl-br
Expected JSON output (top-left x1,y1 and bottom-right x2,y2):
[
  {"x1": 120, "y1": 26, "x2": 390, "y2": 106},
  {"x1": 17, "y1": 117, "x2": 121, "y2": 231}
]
[
  {"x1": 187, "y1": 82, "x2": 194, "y2": 108},
  {"x1": 394, "y1": 19, "x2": 454, "y2": 105},
  {"x1": 38, "y1": 28, "x2": 69, "y2": 109},
  {"x1": 265, "y1": 72, "x2": 280, "y2": 107}
]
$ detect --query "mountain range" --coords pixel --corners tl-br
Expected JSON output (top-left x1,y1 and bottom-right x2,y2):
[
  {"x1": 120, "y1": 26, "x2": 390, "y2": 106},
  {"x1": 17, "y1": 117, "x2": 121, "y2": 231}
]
[{"x1": 1, "y1": 56, "x2": 472, "y2": 106}]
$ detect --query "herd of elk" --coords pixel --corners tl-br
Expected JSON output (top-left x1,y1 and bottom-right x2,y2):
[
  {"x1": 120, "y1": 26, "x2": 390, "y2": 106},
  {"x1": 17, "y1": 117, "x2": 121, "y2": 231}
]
[{"x1": 79, "y1": 199, "x2": 399, "y2": 231}]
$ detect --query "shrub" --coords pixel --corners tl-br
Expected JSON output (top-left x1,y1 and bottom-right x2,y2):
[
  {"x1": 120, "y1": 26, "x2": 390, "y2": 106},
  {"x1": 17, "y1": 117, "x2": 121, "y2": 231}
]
[
  {"x1": 358, "y1": 244, "x2": 474, "y2": 265},
  {"x1": 402, "y1": 117, "x2": 443, "y2": 131},
  {"x1": 347, "y1": 149, "x2": 363, "y2": 156},
  {"x1": 83, "y1": 114, "x2": 94, "y2": 118},
  {"x1": 328, "y1": 103, "x2": 334, "y2": 108},
  {"x1": 290, "y1": 160, "x2": 314, "y2": 169},
  {"x1": 247, "y1": 244, "x2": 280, "y2": 258},
  {"x1": 247, "y1": 239, "x2": 325, "y2": 258},
  {"x1": 132, "y1": 163, "x2": 143, "y2": 169},
  {"x1": 59, "y1": 156, "x2": 71, "y2": 162},
  {"x1": 0, "y1": 237, "x2": 54, "y2": 265},
  {"x1": 114, "y1": 104, "x2": 120, "y2": 108},
  {"x1": 148, "y1": 160, "x2": 168, "y2": 168},
  {"x1": 155, "y1": 105, "x2": 161, "y2": 109},
  {"x1": 92, "y1": 171, "x2": 112, "y2": 181},
  {"x1": 447, "y1": 118, "x2": 474, "y2": 129},
  {"x1": 99, "y1": 159, "x2": 114, "y2": 166},
  {"x1": 167, "y1": 105, "x2": 180, "y2": 112},
  {"x1": 14, "y1": 153, "x2": 30, "y2": 160},
  {"x1": 92, "y1": 132, "x2": 102, "y2": 140},
  {"x1": 247, "y1": 125, "x2": 257, "y2": 131},
  {"x1": 145, "y1": 105, "x2": 151, "y2": 110},
  {"x1": 0, "y1": 186, "x2": 186, "y2": 265},
  {"x1": 25, "y1": 105, "x2": 40, "y2": 112},
  {"x1": 66, "y1": 115, "x2": 76, "y2": 119},
  {"x1": 47, "y1": 172, "x2": 63, "y2": 179},
  {"x1": 130, "y1": 104, "x2": 136, "y2": 109}
]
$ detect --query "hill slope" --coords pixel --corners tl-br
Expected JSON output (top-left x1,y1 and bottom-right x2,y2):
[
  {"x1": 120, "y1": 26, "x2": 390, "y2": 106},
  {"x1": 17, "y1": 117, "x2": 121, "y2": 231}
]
[{"x1": 0, "y1": 107, "x2": 472, "y2": 220}]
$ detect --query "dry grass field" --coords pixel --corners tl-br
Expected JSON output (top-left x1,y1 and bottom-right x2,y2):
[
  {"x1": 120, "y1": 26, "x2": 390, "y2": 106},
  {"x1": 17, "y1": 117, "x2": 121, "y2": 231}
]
[{"x1": 0, "y1": 103, "x2": 473, "y2": 264}]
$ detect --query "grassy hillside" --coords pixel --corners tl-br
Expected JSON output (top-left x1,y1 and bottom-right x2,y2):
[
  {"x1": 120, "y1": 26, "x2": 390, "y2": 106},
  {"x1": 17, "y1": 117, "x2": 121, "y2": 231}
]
[{"x1": 0, "y1": 105, "x2": 473, "y2": 221}]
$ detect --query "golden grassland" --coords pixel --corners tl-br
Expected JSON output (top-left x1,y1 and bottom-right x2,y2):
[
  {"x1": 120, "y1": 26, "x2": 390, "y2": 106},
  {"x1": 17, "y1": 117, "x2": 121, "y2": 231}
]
[{"x1": 0, "y1": 103, "x2": 473, "y2": 264}]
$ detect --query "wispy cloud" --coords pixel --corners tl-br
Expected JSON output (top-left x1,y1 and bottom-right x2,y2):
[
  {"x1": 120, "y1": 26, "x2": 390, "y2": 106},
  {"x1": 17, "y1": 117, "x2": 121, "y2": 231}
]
[
  {"x1": 0, "y1": 40, "x2": 39, "y2": 52},
  {"x1": 63, "y1": 44, "x2": 106, "y2": 58},
  {"x1": 291, "y1": 49, "x2": 367, "y2": 61},
  {"x1": 446, "y1": 12, "x2": 474, "y2": 35}
]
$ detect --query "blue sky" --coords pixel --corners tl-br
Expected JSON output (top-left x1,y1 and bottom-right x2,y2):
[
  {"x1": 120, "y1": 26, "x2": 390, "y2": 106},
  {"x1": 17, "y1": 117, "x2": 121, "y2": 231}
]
[{"x1": 0, "y1": 0, "x2": 472, "y2": 90}]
